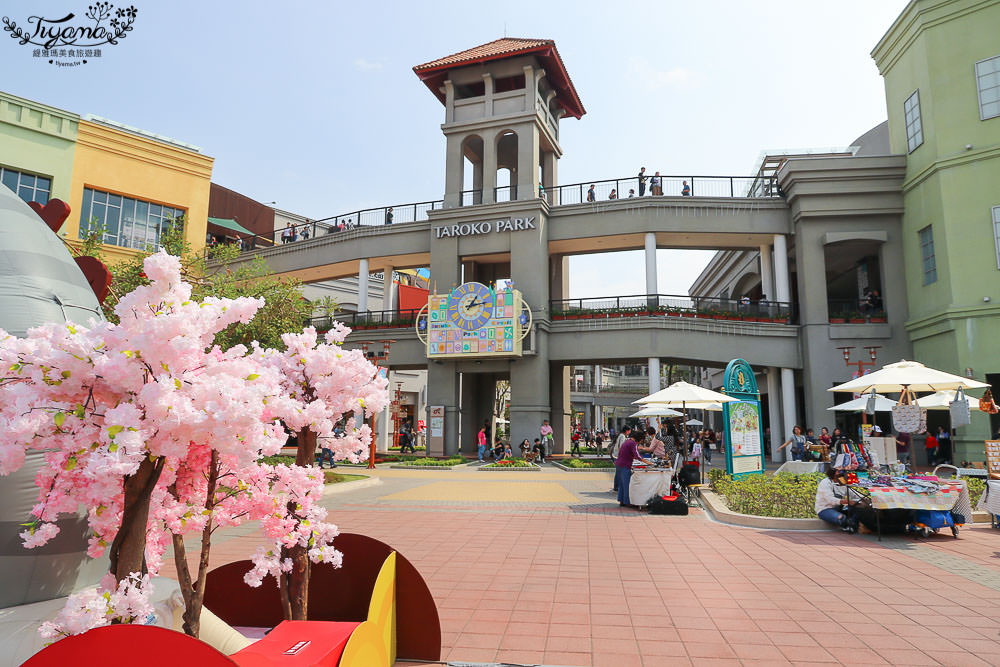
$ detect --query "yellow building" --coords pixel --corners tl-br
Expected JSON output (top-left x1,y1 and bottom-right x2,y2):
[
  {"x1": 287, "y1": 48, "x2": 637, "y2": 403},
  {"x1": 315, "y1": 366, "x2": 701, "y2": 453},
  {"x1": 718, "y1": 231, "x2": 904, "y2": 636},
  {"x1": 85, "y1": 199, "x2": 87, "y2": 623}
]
[{"x1": 65, "y1": 115, "x2": 213, "y2": 264}]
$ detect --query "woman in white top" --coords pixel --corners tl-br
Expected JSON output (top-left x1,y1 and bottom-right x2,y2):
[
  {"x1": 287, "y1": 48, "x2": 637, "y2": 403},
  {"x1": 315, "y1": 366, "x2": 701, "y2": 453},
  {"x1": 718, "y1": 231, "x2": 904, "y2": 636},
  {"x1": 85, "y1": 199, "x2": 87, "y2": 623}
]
[{"x1": 815, "y1": 468, "x2": 858, "y2": 533}]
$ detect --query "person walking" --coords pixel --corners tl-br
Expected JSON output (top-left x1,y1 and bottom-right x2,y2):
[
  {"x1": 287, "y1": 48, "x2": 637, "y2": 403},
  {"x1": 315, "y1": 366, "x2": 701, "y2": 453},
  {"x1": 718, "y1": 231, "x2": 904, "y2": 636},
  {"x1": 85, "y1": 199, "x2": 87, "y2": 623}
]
[
  {"x1": 385, "y1": 207, "x2": 393, "y2": 225},
  {"x1": 780, "y1": 426, "x2": 807, "y2": 461},
  {"x1": 570, "y1": 428, "x2": 581, "y2": 456},
  {"x1": 610, "y1": 425, "x2": 631, "y2": 492},
  {"x1": 637, "y1": 167, "x2": 647, "y2": 196},
  {"x1": 681, "y1": 180, "x2": 691, "y2": 196},
  {"x1": 586, "y1": 184, "x2": 596, "y2": 202},
  {"x1": 936, "y1": 426, "x2": 951, "y2": 464},
  {"x1": 477, "y1": 425, "x2": 488, "y2": 462},
  {"x1": 594, "y1": 430, "x2": 605, "y2": 456},
  {"x1": 317, "y1": 438, "x2": 336, "y2": 469},
  {"x1": 924, "y1": 431, "x2": 939, "y2": 466}
]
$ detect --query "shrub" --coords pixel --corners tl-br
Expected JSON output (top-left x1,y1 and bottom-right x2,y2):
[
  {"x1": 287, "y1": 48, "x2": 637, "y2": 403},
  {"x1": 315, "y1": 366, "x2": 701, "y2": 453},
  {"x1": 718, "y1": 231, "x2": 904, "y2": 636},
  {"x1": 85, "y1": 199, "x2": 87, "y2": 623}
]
[
  {"x1": 400, "y1": 456, "x2": 465, "y2": 467},
  {"x1": 710, "y1": 470, "x2": 823, "y2": 518},
  {"x1": 966, "y1": 477, "x2": 985, "y2": 507},
  {"x1": 562, "y1": 458, "x2": 615, "y2": 468},
  {"x1": 323, "y1": 472, "x2": 367, "y2": 484}
]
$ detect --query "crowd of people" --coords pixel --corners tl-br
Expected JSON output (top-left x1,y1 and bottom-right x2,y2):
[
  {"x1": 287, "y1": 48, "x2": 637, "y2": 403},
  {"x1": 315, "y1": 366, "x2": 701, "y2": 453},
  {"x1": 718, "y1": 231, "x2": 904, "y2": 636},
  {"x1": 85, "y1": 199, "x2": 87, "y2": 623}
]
[{"x1": 583, "y1": 168, "x2": 694, "y2": 202}]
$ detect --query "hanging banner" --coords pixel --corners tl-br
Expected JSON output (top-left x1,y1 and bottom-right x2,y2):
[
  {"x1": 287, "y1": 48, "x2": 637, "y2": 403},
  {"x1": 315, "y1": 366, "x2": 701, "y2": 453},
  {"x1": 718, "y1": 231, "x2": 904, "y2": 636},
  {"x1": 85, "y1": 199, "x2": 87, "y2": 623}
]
[{"x1": 723, "y1": 358, "x2": 765, "y2": 477}]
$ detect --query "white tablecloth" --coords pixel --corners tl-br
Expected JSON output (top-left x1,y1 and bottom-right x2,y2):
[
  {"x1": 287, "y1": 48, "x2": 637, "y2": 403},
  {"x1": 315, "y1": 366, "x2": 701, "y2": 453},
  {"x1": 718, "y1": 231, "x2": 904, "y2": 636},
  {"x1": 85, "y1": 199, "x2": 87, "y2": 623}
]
[
  {"x1": 977, "y1": 480, "x2": 1000, "y2": 515},
  {"x1": 629, "y1": 468, "x2": 673, "y2": 505}
]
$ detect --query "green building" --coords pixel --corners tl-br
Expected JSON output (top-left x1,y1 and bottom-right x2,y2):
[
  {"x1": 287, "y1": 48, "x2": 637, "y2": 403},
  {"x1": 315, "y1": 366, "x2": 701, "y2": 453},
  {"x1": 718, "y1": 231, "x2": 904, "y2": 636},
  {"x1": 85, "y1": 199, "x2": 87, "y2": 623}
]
[
  {"x1": 0, "y1": 92, "x2": 79, "y2": 205},
  {"x1": 873, "y1": 0, "x2": 1000, "y2": 460}
]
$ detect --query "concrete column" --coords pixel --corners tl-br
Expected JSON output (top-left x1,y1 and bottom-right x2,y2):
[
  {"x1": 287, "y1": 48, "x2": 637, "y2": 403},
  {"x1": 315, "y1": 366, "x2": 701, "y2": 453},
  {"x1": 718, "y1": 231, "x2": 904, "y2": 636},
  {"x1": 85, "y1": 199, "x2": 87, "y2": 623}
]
[
  {"x1": 594, "y1": 403, "x2": 601, "y2": 431},
  {"x1": 382, "y1": 265, "x2": 395, "y2": 313},
  {"x1": 482, "y1": 131, "x2": 498, "y2": 204},
  {"x1": 773, "y1": 234, "x2": 790, "y2": 303},
  {"x1": 515, "y1": 123, "x2": 540, "y2": 202},
  {"x1": 648, "y1": 357, "x2": 660, "y2": 395},
  {"x1": 550, "y1": 366, "x2": 570, "y2": 454},
  {"x1": 644, "y1": 232, "x2": 657, "y2": 298},
  {"x1": 541, "y1": 150, "x2": 557, "y2": 203},
  {"x1": 780, "y1": 368, "x2": 797, "y2": 463},
  {"x1": 594, "y1": 365, "x2": 601, "y2": 391},
  {"x1": 444, "y1": 134, "x2": 464, "y2": 208},
  {"x1": 379, "y1": 404, "x2": 390, "y2": 452},
  {"x1": 427, "y1": 362, "x2": 460, "y2": 456},
  {"x1": 358, "y1": 258, "x2": 369, "y2": 313},
  {"x1": 759, "y1": 244, "x2": 775, "y2": 303},
  {"x1": 767, "y1": 368, "x2": 783, "y2": 463},
  {"x1": 522, "y1": 65, "x2": 535, "y2": 112},
  {"x1": 482, "y1": 72, "x2": 493, "y2": 117}
]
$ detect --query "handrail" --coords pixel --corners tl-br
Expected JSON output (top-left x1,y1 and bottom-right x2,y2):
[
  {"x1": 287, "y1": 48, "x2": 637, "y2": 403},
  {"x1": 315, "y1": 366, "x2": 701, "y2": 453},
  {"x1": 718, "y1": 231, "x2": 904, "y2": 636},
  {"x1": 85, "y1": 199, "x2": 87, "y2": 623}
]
[{"x1": 206, "y1": 173, "x2": 780, "y2": 257}]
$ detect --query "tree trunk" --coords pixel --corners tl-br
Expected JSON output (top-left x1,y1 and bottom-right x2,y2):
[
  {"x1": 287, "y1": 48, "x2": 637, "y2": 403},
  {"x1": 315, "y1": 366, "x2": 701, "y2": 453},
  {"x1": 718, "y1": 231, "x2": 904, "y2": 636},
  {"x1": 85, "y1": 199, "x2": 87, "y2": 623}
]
[
  {"x1": 170, "y1": 450, "x2": 219, "y2": 638},
  {"x1": 296, "y1": 427, "x2": 316, "y2": 466},
  {"x1": 279, "y1": 537, "x2": 310, "y2": 619},
  {"x1": 109, "y1": 456, "x2": 165, "y2": 588}
]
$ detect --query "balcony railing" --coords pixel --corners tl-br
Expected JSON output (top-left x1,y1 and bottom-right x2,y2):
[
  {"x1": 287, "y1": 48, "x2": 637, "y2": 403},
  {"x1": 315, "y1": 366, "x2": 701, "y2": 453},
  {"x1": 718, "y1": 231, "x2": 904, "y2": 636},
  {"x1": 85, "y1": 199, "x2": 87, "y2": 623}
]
[
  {"x1": 571, "y1": 383, "x2": 647, "y2": 394},
  {"x1": 827, "y1": 298, "x2": 886, "y2": 324},
  {"x1": 550, "y1": 293, "x2": 796, "y2": 323},
  {"x1": 308, "y1": 308, "x2": 424, "y2": 332},
  {"x1": 207, "y1": 173, "x2": 781, "y2": 257}
]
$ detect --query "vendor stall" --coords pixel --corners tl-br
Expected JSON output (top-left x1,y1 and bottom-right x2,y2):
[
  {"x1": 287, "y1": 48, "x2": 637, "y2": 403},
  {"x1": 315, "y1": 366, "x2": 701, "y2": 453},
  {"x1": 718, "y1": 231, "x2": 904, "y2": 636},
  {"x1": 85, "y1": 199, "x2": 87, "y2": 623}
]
[
  {"x1": 850, "y1": 477, "x2": 971, "y2": 540},
  {"x1": 976, "y1": 479, "x2": 1000, "y2": 528},
  {"x1": 628, "y1": 463, "x2": 673, "y2": 506}
]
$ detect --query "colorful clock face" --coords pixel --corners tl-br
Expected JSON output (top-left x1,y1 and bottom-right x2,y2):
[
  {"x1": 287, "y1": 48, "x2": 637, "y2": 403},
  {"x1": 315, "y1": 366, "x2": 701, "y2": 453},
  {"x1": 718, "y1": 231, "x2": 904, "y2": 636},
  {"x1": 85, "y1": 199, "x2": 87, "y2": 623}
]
[{"x1": 446, "y1": 282, "x2": 495, "y2": 331}]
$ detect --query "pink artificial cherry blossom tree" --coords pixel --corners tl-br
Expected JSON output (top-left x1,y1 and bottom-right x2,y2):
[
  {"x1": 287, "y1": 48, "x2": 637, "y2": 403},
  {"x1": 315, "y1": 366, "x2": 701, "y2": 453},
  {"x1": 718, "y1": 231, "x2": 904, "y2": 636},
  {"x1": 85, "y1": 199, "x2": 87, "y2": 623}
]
[{"x1": 0, "y1": 251, "x2": 387, "y2": 640}]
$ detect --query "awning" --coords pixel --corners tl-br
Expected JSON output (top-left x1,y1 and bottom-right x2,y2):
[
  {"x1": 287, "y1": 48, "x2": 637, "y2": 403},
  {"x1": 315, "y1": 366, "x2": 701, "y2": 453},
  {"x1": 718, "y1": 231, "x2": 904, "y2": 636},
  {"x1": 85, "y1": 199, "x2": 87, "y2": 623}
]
[{"x1": 207, "y1": 217, "x2": 253, "y2": 236}]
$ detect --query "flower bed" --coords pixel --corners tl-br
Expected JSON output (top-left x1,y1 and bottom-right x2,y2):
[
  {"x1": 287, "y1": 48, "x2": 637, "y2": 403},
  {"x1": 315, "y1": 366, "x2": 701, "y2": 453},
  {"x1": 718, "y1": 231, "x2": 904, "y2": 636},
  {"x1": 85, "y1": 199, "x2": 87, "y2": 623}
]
[
  {"x1": 559, "y1": 458, "x2": 615, "y2": 469},
  {"x1": 394, "y1": 456, "x2": 466, "y2": 467},
  {"x1": 481, "y1": 457, "x2": 536, "y2": 469},
  {"x1": 709, "y1": 468, "x2": 822, "y2": 519}
]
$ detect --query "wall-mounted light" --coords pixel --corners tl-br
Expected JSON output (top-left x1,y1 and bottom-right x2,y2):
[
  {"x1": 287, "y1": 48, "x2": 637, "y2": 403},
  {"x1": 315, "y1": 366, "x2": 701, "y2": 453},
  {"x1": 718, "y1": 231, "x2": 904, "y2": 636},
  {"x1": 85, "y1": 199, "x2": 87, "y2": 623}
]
[{"x1": 965, "y1": 367, "x2": 974, "y2": 378}]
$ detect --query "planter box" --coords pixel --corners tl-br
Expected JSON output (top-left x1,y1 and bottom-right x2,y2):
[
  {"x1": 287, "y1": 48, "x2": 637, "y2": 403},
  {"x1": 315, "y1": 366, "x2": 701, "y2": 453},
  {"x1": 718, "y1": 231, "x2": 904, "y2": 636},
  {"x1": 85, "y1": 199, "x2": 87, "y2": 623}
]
[
  {"x1": 829, "y1": 318, "x2": 846, "y2": 324},
  {"x1": 553, "y1": 315, "x2": 567, "y2": 320},
  {"x1": 478, "y1": 463, "x2": 541, "y2": 471},
  {"x1": 608, "y1": 312, "x2": 622, "y2": 318},
  {"x1": 695, "y1": 313, "x2": 711, "y2": 319},
  {"x1": 870, "y1": 317, "x2": 887, "y2": 323},
  {"x1": 666, "y1": 311, "x2": 681, "y2": 317},
  {"x1": 552, "y1": 462, "x2": 616, "y2": 472},
  {"x1": 680, "y1": 312, "x2": 695, "y2": 318},
  {"x1": 848, "y1": 318, "x2": 866, "y2": 324}
]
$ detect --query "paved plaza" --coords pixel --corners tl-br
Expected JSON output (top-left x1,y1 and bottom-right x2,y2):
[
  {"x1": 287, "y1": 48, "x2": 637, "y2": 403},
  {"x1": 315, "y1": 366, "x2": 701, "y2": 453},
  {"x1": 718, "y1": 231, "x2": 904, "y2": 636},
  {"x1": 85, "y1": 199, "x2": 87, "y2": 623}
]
[{"x1": 164, "y1": 465, "x2": 1000, "y2": 666}]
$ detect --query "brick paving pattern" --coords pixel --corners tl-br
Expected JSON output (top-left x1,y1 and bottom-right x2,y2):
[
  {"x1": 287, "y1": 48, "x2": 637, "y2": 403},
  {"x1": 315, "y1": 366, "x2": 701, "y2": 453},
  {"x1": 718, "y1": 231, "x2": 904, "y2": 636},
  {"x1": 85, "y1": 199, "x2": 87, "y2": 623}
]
[{"x1": 164, "y1": 465, "x2": 1000, "y2": 666}]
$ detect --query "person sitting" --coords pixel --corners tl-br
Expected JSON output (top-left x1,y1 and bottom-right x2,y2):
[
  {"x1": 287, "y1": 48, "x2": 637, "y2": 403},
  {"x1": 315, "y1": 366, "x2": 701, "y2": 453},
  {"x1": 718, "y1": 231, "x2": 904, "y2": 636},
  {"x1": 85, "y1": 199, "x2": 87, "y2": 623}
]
[
  {"x1": 492, "y1": 436, "x2": 505, "y2": 461},
  {"x1": 519, "y1": 438, "x2": 531, "y2": 459},
  {"x1": 815, "y1": 467, "x2": 859, "y2": 533},
  {"x1": 504, "y1": 441, "x2": 513, "y2": 459},
  {"x1": 532, "y1": 437, "x2": 546, "y2": 463}
]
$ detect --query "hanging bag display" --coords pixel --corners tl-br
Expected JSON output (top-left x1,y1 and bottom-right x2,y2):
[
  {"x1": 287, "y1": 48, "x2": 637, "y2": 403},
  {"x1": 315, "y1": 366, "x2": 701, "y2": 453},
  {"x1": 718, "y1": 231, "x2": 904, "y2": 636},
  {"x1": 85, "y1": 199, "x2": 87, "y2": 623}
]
[
  {"x1": 979, "y1": 388, "x2": 999, "y2": 415},
  {"x1": 892, "y1": 388, "x2": 927, "y2": 434},
  {"x1": 865, "y1": 390, "x2": 878, "y2": 416},
  {"x1": 949, "y1": 386, "x2": 971, "y2": 428}
]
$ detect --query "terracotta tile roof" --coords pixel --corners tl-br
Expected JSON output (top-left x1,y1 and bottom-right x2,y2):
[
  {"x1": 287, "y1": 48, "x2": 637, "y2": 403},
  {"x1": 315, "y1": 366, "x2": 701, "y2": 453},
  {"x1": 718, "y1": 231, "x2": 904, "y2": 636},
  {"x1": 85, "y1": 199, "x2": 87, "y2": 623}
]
[
  {"x1": 413, "y1": 38, "x2": 554, "y2": 72},
  {"x1": 412, "y1": 38, "x2": 585, "y2": 119}
]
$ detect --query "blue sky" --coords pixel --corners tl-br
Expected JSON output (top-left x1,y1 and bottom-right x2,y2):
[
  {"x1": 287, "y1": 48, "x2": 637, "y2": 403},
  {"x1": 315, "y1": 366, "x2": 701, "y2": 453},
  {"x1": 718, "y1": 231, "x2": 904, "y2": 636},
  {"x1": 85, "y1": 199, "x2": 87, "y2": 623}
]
[{"x1": 2, "y1": 0, "x2": 908, "y2": 297}]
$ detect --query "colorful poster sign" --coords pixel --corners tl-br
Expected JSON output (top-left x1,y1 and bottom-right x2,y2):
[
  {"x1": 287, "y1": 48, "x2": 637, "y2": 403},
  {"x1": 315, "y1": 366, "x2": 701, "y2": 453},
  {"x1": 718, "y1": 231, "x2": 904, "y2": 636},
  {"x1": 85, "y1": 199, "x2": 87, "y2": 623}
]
[{"x1": 722, "y1": 358, "x2": 765, "y2": 477}]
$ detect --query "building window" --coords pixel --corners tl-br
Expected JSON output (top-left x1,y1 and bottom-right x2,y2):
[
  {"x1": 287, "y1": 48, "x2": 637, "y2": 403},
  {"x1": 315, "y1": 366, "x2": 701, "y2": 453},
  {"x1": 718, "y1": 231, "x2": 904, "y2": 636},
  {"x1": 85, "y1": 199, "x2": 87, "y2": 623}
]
[
  {"x1": 903, "y1": 90, "x2": 923, "y2": 153},
  {"x1": 994, "y1": 207, "x2": 1000, "y2": 269},
  {"x1": 1, "y1": 167, "x2": 51, "y2": 205},
  {"x1": 919, "y1": 225, "x2": 937, "y2": 285},
  {"x1": 976, "y1": 55, "x2": 1000, "y2": 120},
  {"x1": 78, "y1": 186, "x2": 185, "y2": 250}
]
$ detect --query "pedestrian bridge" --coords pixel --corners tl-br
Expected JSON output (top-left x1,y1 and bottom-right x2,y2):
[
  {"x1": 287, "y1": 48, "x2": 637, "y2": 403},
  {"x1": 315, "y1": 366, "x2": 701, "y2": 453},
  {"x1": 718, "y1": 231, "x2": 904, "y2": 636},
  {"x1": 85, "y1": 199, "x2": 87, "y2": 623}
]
[
  {"x1": 335, "y1": 311, "x2": 802, "y2": 371},
  {"x1": 210, "y1": 174, "x2": 789, "y2": 284}
]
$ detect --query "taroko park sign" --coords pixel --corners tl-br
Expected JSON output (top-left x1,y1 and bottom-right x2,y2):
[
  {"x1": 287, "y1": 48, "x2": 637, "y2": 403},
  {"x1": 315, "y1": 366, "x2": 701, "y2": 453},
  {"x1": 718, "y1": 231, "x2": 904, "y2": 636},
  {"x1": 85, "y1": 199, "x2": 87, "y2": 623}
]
[{"x1": 434, "y1": 216, "x2": 536, "y2": 239}]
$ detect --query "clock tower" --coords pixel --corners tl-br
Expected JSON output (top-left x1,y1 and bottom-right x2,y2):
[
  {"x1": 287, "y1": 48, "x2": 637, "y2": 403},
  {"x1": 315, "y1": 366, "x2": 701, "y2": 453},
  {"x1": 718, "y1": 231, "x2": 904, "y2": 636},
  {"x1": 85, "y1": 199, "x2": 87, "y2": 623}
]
[{"x1": 413, "y1": 39, "x2": 584, "y2": 456}]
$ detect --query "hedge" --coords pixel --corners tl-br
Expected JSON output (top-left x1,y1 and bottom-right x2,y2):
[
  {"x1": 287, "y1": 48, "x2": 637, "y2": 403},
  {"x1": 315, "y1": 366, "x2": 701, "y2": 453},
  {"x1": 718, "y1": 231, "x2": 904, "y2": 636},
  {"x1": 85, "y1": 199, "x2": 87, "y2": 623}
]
[
  {"x1": 483, "y1": 458, "x2": 534, "y2": 468},
  {"x1": 709, "y1": 468, "x2": 823, "y2": 518},
  {"x1": 561, "y1": 458, "x2": 615, "y2": 469}
]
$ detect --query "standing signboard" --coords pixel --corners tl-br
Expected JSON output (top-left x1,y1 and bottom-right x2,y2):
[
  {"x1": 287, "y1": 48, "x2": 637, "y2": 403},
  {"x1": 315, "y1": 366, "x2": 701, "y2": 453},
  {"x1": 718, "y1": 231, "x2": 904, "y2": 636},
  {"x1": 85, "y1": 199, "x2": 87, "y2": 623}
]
[
  {"x1": 428, "y1": 406, "x2": 445, "y2": 457},
  {"x1": 723, "y1": 358, "x2": 765, "y2": 477}
]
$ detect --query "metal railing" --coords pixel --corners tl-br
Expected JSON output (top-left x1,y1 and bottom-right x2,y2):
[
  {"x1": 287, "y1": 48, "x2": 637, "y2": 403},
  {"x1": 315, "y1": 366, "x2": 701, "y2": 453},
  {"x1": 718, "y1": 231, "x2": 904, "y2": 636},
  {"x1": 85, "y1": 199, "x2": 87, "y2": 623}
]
[
  {"x1": 308, "y1": 308, "x2": 424, "y2": 331},
  {"x1": 208, "y1": 173, "x2": 781, "y2": 257},
  {"x1": 544, "y1": 175, "x2": 779, "y2": 206},
  {"x1": 550, "y1": 293, "x2": 796, "y2": 323},
  {"x1": 571, "y1": 383, "x2": 647, "y2": 394},
  {"x1": 827, "y1": 298, "x2": 886, "y2": 323}
]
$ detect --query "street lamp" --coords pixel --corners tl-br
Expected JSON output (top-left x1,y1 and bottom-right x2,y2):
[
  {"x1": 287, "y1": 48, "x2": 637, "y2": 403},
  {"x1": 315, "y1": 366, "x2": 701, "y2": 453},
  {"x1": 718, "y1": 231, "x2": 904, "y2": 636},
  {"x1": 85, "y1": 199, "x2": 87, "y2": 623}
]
[
  {"x1": 360, "y1": 340, "x2": 394, "y2": 469},
  {"x1": 836, "y1": 345, "x2": 880, "y2": 424}
]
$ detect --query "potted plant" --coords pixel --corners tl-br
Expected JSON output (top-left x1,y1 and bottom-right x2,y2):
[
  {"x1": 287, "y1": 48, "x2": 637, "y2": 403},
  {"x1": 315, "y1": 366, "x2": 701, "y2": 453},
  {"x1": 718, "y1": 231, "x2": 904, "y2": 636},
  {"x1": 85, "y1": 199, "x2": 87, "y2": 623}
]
[
  {"x1": 695, "y1": 309, "x2": 712, "y2": 319},
  {"x1": 870, "y1": 311, "x2": 887, "y2": 323},
  {"x1": 679, "y1": 309, "x2": 695, "y2": 318},
  {"x1": 829, "y1": 311, "x2": 847, "y2": 324},
  {"x1": 666, "y1": 307, "x2": 681, "y2": 317},
  {"x1": 552, "y1": 308, "x2": 567, "y2": 320},
  {"x1": 848, "y1": 311, "x2": 866, "y2": 324}
]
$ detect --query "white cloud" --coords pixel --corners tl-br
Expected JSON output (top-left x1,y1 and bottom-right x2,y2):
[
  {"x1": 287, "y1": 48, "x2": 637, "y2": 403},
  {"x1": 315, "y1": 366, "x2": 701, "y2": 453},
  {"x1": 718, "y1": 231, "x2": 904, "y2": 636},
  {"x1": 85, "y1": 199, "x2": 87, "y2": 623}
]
[
  {"x1": 353, "y1": 58, "x2": 384, "y2": 71},
  {"x1": 627, "y1": 58, "x2": 699, "y2": 91}
]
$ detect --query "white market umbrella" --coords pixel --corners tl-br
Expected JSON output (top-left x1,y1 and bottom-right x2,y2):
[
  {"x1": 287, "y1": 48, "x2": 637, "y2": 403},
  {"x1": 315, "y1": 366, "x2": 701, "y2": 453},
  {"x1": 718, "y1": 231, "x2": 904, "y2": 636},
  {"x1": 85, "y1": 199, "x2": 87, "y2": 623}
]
[
  {"x1": 829, "y1": 360, "x2": 989, "y2": 394},
  {"x1": 915, "y1": 390, "x2": 985, "y2": 411},
  {"x1": 827, "y1": 394, "x2": 897, "y2": 412},
  {"x1": 686, "y1": 418, "x2": 703, "y2": 426},
  {"x1": 629, "y1": 406, "x2": 683, "y2": 418},
  {"x1": 635, "y1": 382, "x2": 739, "y2": 457},
  {"x1": 701, "y1": 403, "x2": 724, "y2": 412},
  {"x1": 635, "y1": 381, "x2": 740, "y2": 407}
]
